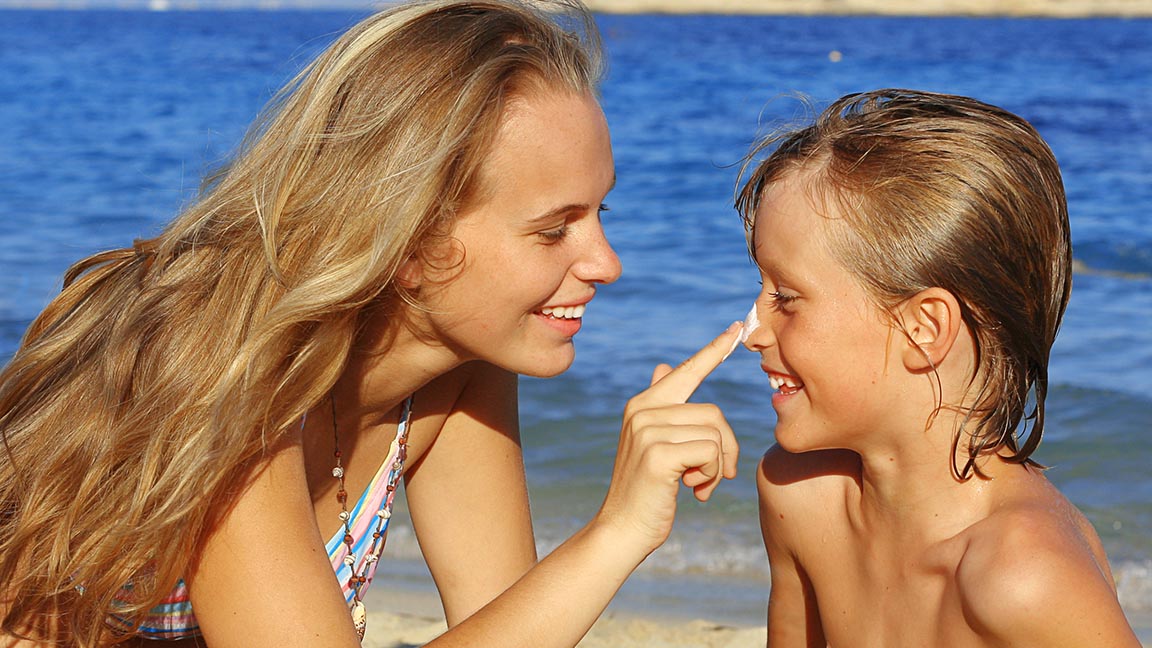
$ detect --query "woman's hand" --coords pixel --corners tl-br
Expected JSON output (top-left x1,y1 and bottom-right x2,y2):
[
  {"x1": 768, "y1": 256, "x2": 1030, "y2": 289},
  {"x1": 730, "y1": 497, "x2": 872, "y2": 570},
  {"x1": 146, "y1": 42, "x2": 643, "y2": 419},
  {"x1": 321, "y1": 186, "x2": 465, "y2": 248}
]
[
  {"x1": 419, "y1": 324, "x2": 742, "y2": 647},
  {"x1": 593, "y1": 321, "x2": 743, "y2": 557}
]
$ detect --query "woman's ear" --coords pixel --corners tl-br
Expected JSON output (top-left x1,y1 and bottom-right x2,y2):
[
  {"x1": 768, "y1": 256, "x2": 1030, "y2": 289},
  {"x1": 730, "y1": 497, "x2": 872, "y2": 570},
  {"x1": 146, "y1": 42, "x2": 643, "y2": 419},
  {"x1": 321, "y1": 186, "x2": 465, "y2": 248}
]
[
  {"x1": 397, "y1": 256, "x2": 422, "y2": 290},
  {"x1": 896, "y1": 287, "x2": 963, "y2": 372}
]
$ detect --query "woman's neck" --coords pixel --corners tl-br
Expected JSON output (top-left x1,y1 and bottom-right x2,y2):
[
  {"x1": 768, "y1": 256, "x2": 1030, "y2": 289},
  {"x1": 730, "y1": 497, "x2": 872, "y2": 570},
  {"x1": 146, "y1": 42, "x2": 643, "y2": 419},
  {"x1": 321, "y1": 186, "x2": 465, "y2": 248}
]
[{"x1": 331, "y1": 309, "x2": 468, "y2": 431}]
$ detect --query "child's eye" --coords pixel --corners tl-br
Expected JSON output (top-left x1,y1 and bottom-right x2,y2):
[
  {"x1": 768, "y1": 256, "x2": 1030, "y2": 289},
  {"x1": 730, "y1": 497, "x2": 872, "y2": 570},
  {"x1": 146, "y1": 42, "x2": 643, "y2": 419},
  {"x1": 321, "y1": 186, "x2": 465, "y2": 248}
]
[
  {"x1": 599, "y1": 203, "x2": 610, "y2": 214},
  {"x1": 538, "y1": 225, "x2": 569, "y2": 243},
  {"x1": 768, "y1": 290, "x2": 798, "y2": 311}
]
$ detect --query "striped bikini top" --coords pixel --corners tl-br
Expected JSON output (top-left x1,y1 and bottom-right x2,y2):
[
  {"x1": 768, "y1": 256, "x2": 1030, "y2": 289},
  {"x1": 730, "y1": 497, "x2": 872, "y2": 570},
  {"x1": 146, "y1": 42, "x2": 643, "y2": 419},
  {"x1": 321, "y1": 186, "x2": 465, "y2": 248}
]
[{"x1": 110, "y1": 396, "x2": 413, "y2": 639}]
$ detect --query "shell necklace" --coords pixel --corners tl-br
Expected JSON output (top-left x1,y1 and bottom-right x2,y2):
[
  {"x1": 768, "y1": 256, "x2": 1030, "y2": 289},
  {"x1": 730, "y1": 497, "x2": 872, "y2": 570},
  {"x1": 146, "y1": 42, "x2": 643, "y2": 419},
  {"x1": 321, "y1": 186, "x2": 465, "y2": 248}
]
[{"x1": 330, "y1": 395, "x2": 412, "y2": 640}]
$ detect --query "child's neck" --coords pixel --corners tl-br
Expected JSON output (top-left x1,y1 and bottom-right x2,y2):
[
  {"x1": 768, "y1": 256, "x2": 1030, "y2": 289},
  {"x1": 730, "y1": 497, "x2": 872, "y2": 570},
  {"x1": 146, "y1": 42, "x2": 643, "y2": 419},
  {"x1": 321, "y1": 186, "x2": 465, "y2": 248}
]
[{"x1": 852, "y1": 421, "x2": 1030, "y2": 546}]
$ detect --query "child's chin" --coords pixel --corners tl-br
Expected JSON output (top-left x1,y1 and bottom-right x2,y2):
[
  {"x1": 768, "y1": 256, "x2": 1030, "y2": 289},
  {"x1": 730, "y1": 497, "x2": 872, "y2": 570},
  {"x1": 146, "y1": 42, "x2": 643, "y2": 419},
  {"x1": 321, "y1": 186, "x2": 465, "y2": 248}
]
[{"x1": 771, "y1": 424, "x2": 815, "y2": 454}]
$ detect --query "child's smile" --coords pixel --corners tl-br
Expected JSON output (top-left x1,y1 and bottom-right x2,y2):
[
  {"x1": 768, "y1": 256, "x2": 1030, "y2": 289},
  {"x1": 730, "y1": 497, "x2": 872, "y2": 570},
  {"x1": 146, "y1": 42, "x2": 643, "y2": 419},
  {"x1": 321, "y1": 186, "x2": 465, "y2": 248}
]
[{"x1": 765, "y1": 369, "x2": 804, "y2": 396}]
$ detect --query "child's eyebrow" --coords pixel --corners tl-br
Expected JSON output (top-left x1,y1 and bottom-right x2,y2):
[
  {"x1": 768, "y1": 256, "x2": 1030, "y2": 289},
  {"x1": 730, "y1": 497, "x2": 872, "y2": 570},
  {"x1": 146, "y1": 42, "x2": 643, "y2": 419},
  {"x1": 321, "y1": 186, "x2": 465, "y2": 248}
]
[
  {"x1": 751, "y1": 254, "x2": 792, "y2": 284},
  {"x1": 750, "y1": 238, "x2": 782, "y2": 274}
]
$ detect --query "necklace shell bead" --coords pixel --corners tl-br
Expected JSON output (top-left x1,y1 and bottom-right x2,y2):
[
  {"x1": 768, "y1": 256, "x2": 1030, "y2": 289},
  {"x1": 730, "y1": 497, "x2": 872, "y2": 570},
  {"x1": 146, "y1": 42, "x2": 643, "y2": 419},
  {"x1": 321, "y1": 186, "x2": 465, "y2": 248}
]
[{"x1": 351, "y1": 600, "x2": 367, "y2": 637}]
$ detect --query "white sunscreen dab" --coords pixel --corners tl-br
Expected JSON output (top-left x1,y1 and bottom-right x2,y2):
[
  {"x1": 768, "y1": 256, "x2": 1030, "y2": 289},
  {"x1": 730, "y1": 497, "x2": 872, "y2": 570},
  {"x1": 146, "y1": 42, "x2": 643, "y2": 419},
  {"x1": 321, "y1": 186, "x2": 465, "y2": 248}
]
[{"x1": 739, "y1": 304, "x2": 760, "y2": 344}]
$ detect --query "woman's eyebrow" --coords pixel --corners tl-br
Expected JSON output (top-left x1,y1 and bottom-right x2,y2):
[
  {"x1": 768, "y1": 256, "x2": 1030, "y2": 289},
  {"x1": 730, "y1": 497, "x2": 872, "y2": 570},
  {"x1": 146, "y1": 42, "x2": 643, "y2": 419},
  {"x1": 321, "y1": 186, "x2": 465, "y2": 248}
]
[
  {"x1": 526, "y1": 203, "x2": 587, "y2": 224},
  {"x1": 526, "y1": 175, "x2": 616, "y2": 224}
]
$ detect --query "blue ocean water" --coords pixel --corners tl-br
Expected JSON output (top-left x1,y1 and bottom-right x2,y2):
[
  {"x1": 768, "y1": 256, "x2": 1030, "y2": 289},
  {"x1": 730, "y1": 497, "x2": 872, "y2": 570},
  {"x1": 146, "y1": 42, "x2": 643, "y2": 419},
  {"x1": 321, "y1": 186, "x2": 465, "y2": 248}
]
[{"x1": 0, "y1": 9, "x2": 1149, "y2": 625}]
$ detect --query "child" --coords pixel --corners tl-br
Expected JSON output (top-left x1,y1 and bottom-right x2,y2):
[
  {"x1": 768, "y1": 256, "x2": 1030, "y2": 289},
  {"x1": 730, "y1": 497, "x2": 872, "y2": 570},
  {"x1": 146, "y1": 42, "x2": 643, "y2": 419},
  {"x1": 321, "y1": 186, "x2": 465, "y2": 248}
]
[{"x1": 737, "y1": 89, "x2": 1140, "y2": 646}]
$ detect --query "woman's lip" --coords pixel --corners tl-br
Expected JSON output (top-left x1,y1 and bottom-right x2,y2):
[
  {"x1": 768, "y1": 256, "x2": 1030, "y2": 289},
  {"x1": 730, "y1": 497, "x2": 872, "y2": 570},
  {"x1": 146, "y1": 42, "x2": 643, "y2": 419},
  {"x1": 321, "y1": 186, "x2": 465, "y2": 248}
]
[
  {"x1": 539, "y1": 295, "x2": 593, "y2": 310},
  {"x1": 534, "y1": 293, "x2": 594, "y2": 337},
  {"x1": 536, "y1": 311, "x2": 582, "y2": 337}
]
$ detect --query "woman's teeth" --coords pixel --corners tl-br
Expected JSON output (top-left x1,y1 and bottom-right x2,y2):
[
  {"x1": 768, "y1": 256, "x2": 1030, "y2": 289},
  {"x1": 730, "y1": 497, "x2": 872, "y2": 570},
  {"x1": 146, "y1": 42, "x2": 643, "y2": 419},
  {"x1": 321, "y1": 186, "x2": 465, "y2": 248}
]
[{"x1": 540, "y1": 305, "x2": 585, "y2": 320}]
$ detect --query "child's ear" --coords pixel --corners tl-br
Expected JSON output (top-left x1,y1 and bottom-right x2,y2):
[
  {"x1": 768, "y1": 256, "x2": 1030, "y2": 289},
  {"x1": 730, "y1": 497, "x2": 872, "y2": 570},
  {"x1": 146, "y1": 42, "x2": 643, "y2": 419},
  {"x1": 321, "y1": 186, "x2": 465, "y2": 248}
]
[
  {"x1": 397, "y1": 256, "x2": 422, "y2": 290},
  {"x1": 896, "y1": 287, "x2": 963, "y2": 372}
]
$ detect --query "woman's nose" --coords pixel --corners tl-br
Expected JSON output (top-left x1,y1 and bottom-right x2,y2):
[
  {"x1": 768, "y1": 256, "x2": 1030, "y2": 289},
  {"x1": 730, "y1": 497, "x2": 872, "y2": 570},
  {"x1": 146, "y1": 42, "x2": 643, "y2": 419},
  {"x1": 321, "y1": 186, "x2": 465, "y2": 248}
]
[{"x1": 576, "y1": 225, "x2": 622, "y2": 285}]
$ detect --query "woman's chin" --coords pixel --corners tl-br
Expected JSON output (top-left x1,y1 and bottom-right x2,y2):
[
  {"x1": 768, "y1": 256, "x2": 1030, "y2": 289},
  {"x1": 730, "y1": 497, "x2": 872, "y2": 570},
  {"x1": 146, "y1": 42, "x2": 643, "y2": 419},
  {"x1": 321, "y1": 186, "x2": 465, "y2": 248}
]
[{"x1": 509, "y1": 346, "x2": 576, "y2": 379}]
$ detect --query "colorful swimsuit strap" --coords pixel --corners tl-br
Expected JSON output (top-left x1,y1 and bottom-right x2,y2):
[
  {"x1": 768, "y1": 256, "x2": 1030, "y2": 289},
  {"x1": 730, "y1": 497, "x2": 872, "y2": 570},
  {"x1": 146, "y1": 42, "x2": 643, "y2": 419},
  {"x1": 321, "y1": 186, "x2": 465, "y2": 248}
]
[
  {"x1": 116, "y1": 395, "x2": 414, "y2": 639},
  {"x1": 327, "y1": 394, "x2": 412, "y2": 602}
]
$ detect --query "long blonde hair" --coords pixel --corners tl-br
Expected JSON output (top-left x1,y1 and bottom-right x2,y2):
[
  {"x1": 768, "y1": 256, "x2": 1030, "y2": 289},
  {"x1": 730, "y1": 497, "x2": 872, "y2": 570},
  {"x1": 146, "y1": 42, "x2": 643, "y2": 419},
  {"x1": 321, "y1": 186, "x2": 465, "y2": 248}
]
[{"x1": 0, "y1": 1, "x2": 602, "y2": 644}]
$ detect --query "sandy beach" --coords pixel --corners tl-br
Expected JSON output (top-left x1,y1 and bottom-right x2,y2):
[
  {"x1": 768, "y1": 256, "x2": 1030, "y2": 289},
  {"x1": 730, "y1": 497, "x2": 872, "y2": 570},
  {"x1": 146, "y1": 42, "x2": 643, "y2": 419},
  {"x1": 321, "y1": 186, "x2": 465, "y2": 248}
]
[
  {"x1": 582, "y1": 0, "x2": 1152, "y2": 17},
  {"x1": 361, "y1": 583, "x2": 770, "y2": 648},
  {"x1": 367, "y1": 614, "x2": 768, "y2": 648},
  {"x1": 361, "y1": 580, "x2": 1152, "y2": 647}
]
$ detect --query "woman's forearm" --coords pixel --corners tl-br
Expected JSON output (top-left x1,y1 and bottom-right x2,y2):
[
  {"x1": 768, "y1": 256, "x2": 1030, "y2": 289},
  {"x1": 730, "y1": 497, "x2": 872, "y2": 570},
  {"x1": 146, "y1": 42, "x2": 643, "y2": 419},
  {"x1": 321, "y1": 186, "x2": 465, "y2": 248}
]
[{"x1": 425, "y1": 520, "x2": 641, "y2": 648}]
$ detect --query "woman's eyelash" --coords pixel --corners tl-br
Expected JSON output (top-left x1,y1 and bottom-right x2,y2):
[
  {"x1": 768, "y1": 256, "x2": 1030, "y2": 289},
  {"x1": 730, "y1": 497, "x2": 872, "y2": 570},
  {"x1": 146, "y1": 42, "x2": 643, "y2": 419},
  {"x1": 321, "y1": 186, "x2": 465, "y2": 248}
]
[
  {"x1": 539, "y1": 225, "x2": 569, "y2": 242},
  {"x1": 540, "y1": 205, "x2": 607, "y2": 242}
]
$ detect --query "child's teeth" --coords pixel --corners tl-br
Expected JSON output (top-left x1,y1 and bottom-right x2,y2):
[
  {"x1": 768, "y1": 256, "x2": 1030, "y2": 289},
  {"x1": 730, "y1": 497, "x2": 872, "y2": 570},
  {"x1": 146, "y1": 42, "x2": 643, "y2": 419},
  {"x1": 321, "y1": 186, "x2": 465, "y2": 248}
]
[{"x1": 769, "y1": 375, "x2": 802, "y2": 391}]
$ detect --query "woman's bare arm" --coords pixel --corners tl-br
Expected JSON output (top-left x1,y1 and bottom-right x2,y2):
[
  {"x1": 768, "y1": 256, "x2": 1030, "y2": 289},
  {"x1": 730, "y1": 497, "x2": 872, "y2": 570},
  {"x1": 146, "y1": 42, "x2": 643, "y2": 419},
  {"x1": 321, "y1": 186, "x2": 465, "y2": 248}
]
[
  {"x1": 405, "y1": 363, "x2": 537, "y2": 625},
  {"x1": 416, "y1": 324, "x2": 743, "y2": 647},
  {"x1": 180, "y1": 324, "x2": 742, "y2": 648},
  {"x1": 185, "y1": 429, "x2": 364, "y2": 648}
]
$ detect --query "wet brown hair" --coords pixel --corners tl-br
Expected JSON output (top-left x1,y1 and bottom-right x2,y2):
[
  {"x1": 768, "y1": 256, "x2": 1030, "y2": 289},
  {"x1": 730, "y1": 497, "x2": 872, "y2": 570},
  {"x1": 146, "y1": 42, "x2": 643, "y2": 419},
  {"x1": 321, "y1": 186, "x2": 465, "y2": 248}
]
[{"x1": 737, "y1": 89, "x2": 1071, "y2": 480}]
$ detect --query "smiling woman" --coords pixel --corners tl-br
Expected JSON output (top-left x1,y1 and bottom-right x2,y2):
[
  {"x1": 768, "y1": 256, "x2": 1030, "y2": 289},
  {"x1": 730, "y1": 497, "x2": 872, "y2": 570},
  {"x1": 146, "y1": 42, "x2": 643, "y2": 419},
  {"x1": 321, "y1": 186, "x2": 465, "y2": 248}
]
[
  {"x1": 411, "y1": 90, "x2": 620, "y2": 377},
  {"x1": 0, "y1": 1, "x2": 742, "y2": 647}
]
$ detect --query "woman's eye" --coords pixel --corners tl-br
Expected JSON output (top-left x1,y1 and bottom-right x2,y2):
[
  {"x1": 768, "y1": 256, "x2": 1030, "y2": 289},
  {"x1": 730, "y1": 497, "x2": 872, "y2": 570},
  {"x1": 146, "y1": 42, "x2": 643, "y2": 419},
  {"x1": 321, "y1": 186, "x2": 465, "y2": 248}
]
[
  {"x1": 598, "y1": 203, "x2": 610, "y2": 214},
  {"x1": 538, "y1": 225, "x2": 569, "y2": 243}
]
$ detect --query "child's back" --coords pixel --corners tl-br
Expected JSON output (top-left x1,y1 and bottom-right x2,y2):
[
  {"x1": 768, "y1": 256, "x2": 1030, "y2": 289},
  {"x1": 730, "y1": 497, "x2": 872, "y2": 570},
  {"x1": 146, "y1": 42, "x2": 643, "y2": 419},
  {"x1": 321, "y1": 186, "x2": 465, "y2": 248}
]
[{"x1": 736, "y1": 89, "x2": 1140, "y2": 647}]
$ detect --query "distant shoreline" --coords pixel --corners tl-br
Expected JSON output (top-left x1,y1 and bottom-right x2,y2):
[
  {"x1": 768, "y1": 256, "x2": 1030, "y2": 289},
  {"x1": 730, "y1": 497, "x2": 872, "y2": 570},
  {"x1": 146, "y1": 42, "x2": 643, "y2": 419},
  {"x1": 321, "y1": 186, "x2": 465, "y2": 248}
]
[
  {"x1": 584, "y1": 0, "x2": 1152, "y2": 17},
  {"x1": 2, "y1": 0, "x2": 1151, "y2": 15}
]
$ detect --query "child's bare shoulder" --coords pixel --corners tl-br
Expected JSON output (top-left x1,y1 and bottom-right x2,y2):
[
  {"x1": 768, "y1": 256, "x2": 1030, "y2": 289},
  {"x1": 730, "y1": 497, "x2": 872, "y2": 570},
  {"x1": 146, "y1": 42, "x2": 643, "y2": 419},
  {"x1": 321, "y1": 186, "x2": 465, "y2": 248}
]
[
  {"x1": 955, "y1": 485, "x2": 1137, "y2": 645},
  {"x1": 757, "y1": 445, "x2": 859, "y2": 529}
]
